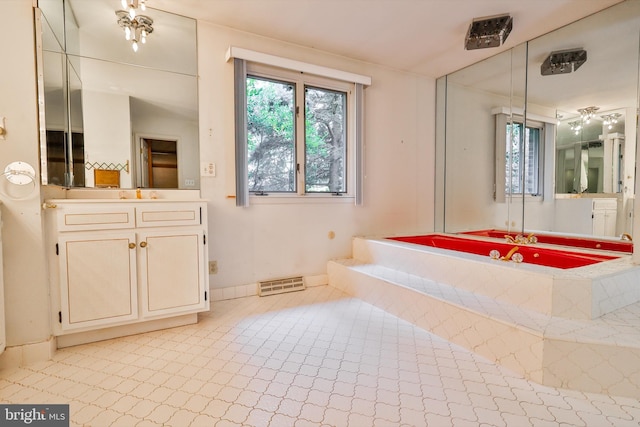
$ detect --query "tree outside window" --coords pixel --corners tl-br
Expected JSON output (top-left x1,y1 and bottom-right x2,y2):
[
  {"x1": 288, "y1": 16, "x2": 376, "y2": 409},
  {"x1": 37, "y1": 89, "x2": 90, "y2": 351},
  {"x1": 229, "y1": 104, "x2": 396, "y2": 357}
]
[{"x1": 246, "y1": 75, "x2": 347, "y2": 194}]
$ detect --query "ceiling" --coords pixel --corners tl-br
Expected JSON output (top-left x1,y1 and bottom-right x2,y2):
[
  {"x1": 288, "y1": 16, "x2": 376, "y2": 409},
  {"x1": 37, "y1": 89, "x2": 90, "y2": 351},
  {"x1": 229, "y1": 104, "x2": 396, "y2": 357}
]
[{"x1": 150, "y1": 0, "x2": 624, "y2": 78}]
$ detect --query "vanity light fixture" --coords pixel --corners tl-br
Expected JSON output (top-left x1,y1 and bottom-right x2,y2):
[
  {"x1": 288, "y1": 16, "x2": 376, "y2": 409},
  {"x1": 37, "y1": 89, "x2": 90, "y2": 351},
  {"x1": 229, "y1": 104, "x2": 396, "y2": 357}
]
[
  {"x1": 464, "y1": 14, "x2": 513, "y2": 50},
  {"x1": 601, "y1": 113, "x2": 621, "y2": 130},
  {"x1": 541, "y1": 48, "x2": 587, "y2": 75},
  {"x1": 116, "y1": 0, "x2": 153, "y2": 52}
]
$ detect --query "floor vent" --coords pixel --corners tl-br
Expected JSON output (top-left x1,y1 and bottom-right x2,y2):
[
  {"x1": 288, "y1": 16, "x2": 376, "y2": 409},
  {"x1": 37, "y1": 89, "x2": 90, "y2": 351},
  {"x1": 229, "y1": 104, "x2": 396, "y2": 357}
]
[{"x1": 258, "y1": 276, "x2": 305, "y2": 297}]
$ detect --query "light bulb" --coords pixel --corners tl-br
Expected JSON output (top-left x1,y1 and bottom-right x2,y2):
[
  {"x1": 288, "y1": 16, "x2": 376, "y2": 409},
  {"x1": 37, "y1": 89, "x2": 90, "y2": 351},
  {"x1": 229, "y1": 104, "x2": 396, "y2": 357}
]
[
  {"x1": 132, "y1": 40, "x2": 139, "y2": 52},
  {"x1": 129, "y1": 7, "x2": 136, "y2": 18},
  {"x1": 124, "y1": 26, "x2": 131, "y2": 40},
  {"x1": 141, "y1": 32, "x2": 147, "y2": 44},
  {"x1": 121, "y1": 0, "x2": 127, "y2": 8}
]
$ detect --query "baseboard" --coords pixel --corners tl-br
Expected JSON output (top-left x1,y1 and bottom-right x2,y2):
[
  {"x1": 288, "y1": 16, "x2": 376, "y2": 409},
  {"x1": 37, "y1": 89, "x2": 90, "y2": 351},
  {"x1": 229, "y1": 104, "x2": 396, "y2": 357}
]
[
  {"x1": 0, "y1": 337, "x2": 56, "y2": 370},
  {"x1": 211, "y1": 274, "x2": 328, "y2": 301}
]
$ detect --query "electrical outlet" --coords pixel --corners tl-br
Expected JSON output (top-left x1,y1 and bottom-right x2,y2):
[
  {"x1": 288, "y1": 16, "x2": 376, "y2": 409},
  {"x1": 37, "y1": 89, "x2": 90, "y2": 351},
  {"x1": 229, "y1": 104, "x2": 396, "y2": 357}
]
[
  {"x1": 209, "y1": 261, "x2": 218, "y2": 274},
  {"x1": 201, "y1": 162, "x2": 216, "y2": 177}
]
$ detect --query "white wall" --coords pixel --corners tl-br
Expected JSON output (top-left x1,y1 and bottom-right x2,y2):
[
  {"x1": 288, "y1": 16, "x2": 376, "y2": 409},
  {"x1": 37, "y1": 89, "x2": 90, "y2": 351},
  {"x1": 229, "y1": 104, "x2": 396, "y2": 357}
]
[
  {"x1": 196, "y1": 22, "x2": 435, "y2": 289},
  {"x1": 82, "y1": 90, "x2": 132, "y2": 188},
  {"x1": 443, "y1": 83, "x2": 510, "y2": 231},
  {"x1": 0, "y1": 0, "x2": 51, "y2": 347}
]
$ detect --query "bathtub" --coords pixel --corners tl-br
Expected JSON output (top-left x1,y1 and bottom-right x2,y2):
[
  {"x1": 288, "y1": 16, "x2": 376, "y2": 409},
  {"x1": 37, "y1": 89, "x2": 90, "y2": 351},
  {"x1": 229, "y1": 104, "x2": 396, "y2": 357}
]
[
  {"x1": 461, "y1": 228, "x2": 633, "y2": 253},
  {"x1": 387, "y1": 234, "x2": 619, "y2": 269}
]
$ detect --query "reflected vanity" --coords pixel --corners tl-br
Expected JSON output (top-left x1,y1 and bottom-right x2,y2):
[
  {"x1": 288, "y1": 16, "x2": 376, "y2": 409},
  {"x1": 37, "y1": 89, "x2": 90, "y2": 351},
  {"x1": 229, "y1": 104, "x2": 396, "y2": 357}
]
[{"x1": 37, "y1": 0, "x2": 200, "y2": 190}]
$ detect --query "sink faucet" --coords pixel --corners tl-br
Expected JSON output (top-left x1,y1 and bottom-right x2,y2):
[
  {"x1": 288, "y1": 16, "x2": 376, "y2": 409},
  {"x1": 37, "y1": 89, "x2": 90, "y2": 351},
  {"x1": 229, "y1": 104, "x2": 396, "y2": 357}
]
[
  {"x1": 504, "y1": 233, "x2": 536, "y2": 244},
  {"x1": 621, "y1": 233, "x2": 633, "y2": 241}
]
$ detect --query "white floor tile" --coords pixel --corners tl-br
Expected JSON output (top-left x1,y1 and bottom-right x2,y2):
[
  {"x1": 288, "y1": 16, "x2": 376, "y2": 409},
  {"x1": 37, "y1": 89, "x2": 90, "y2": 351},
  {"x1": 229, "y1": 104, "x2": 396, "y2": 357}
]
[{"x1": 0, "y1": 286, "x2": 639, "y2": 426}]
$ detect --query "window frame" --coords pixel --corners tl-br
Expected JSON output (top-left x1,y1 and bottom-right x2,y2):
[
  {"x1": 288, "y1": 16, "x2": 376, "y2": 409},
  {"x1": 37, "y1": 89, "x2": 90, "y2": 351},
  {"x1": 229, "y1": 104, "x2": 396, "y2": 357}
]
[{"x1": 246, "y1": 62, "x2": 356, "y2": 200}]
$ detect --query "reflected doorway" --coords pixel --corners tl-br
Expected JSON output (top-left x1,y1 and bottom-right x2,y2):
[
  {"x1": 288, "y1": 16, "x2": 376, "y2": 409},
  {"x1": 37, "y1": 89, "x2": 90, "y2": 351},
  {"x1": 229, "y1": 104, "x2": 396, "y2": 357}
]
[{"x1": 140, "y1": 138, "x2": 178, "y2": 188}]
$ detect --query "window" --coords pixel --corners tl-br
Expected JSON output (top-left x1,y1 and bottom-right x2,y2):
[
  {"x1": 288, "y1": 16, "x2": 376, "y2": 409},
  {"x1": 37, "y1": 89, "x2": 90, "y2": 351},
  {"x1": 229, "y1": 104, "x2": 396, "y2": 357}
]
[
  {"x1": 244, "y1": 64, "x2": 351, "y2": 196},
  {"x1": 230, "y1": 48, "x2": 369, "y2": 206},
  {"x1": 505, "y1": 120, "x2": 543, "y2": 196}
]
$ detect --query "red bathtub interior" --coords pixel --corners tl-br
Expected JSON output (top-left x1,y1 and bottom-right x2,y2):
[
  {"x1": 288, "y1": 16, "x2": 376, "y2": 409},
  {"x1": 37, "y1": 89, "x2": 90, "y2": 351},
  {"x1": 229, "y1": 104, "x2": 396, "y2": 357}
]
[
  {"x1": 386, "y1": 234, "x2": 619, "y2": 269},
  {"x1": 461, "y1": 229, "x2": 633, "y2": 254}
]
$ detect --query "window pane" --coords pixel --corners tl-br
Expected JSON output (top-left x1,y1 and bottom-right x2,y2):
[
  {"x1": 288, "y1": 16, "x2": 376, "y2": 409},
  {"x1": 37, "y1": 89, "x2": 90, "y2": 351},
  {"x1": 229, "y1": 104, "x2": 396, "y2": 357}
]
[
  {"x1": 246, "y1": 76, "x2": 296, "y2": 192},
  {"x1": 506, "y1": 123, "x2": 540, "y2": 195},
  {"x1": 305, "y1": 86, "x2": 347, "y2": 193},
  {"x1": 506, "y1": 123, "x2": 522, "y2": 194}
]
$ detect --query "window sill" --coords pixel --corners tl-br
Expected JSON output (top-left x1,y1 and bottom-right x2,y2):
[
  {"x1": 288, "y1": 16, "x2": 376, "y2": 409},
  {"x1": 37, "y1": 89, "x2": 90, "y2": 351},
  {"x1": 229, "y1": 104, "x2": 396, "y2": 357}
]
[{"x1": 249, "y1": 194, "x2": 355, "y2": 205}]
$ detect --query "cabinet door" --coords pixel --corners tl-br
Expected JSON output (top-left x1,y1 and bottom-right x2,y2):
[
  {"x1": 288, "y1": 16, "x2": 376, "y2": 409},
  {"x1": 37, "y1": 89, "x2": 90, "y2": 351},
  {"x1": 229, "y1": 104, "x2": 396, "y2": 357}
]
[
  {"x1": 138, "y1": 229, "x2": 207, "y2": 317},
  {"x1": 58, "y1": 231, "x2": 139, "y2": 331}
]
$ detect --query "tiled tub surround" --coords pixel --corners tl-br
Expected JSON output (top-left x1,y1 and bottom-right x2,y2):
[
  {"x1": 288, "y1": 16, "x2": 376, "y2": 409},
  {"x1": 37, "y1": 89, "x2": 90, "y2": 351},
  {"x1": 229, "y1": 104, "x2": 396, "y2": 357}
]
[{"x1": 327, "y1": 236, "x2": 640, "y2": 398}]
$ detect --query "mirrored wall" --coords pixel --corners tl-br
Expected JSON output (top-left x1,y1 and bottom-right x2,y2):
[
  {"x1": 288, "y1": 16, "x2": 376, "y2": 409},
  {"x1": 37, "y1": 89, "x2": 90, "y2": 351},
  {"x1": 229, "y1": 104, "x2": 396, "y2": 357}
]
[
  {"x1": 436, "y1": 1, "x2": 640, "y2": 238},
  {"x1": 37, "y1": 0, "x2": 200, "y2": 189}
]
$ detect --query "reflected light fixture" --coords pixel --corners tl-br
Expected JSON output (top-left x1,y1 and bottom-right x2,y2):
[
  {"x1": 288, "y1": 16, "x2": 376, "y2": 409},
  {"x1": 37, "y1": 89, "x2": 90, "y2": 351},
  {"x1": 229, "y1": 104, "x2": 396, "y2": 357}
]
[
  {"x1": 601, "y1": 113, "x2": 621, "y2": 130},
  {"x1": 464, "y1": 14, "x2": 513, "y2": 50},
  {"x1": 578, "y1": 106, "x2": 599, "y2": 124},
  {"x1": 568, "y1": 120, "x2": 582, "y2": 135},
  {"x1": 116, "y1": 0, "x2": 153, "y2": 52},
  {"x1": 541, "y1": 48, "x2": 587, "y2": 76}
]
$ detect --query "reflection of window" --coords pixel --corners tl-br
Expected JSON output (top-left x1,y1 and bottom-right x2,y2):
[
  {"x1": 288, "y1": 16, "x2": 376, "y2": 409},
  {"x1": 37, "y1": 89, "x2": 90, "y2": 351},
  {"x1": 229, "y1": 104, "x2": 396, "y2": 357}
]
[
  {"x1": 505, "y1": 120, "x2": 543, "y2": 196},
  {"x1": 246, "y1": 69, "x2": 349, "y2": 195}
]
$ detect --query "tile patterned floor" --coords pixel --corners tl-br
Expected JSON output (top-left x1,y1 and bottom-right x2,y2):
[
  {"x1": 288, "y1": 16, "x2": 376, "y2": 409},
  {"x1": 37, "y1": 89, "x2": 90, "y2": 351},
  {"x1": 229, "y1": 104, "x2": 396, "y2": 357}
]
[{"x1": 2, "y1": 285, "x2": 640, "y2": 426}]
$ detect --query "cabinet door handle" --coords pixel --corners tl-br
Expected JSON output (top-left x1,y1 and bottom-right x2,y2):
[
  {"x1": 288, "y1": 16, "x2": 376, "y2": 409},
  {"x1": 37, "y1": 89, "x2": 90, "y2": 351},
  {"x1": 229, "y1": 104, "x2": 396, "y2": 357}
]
[
  {"x1": 129, "y1": 243, "x2": 136, "y2": 249},
  {"x1": 140, "y1": 241, "x2": 147, "y2": 248}
]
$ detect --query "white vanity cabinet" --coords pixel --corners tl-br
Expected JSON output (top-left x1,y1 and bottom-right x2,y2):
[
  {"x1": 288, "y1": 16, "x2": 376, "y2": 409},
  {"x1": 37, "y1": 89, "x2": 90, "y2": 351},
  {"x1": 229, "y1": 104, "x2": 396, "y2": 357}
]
[{"x1": 46, "y1": 200, "x2": 209, "y2": 338}]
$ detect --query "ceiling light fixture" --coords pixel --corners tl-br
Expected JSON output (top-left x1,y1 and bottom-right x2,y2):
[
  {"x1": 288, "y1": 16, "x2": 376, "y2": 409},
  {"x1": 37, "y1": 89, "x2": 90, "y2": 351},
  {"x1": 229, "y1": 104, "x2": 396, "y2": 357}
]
[
  {"x1": 464, "y1": 14, "x2": 513, "y2": 50},
  {"x1": 121, "y1": 0, "x2": 146, "y2": 18},
  {"x1": 116, "y1": 0, "x2": 153, "y2": 52},
  {"x1": 541, "y1": 48, "x2": 587, "y2": 76}
]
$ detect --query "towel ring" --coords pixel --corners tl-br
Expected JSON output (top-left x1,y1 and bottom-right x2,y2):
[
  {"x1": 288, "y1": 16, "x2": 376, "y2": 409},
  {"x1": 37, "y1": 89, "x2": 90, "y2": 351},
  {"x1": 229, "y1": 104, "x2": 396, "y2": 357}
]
[
  {"x1": 1, "y1": 161, "x2": 37, "y2": 199},
  {"x1": 4, "y1": 161, "x2": 36, "y2": 185}
]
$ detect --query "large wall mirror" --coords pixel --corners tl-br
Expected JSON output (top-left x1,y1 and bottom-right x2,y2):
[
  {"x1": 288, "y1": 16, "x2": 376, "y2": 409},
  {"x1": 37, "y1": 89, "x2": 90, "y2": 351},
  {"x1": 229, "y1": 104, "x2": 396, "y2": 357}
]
[
  {"x1": 37, "y1": 0, "x2": 200, "y2": 189},
  {"x1": 436, "y1": 0, "x2": 639, "y2": 238}
]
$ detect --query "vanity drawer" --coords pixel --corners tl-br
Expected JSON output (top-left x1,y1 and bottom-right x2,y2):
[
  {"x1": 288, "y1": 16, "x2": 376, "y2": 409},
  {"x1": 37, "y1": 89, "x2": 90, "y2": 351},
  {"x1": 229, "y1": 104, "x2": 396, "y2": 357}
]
[
  {"x1": 56, "y1": 205, "x2": 136, "y2": 232},
  {"x1": 135, "y1": 204, "x2": 203, "y2": 228}
]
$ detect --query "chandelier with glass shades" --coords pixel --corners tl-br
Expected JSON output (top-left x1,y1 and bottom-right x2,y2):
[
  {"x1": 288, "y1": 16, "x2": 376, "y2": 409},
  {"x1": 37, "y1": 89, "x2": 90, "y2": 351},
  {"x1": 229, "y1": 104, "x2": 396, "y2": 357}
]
[{"x1": 116, "y1": 0, "x2": 153, "y2": 52}]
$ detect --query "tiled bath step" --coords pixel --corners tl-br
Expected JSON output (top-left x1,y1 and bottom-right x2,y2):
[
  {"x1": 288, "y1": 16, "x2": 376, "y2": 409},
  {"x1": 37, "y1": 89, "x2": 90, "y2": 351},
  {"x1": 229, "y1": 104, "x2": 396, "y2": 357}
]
[{"x1": 327, "y1": 258, "x2": 640, "y2": 399}]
